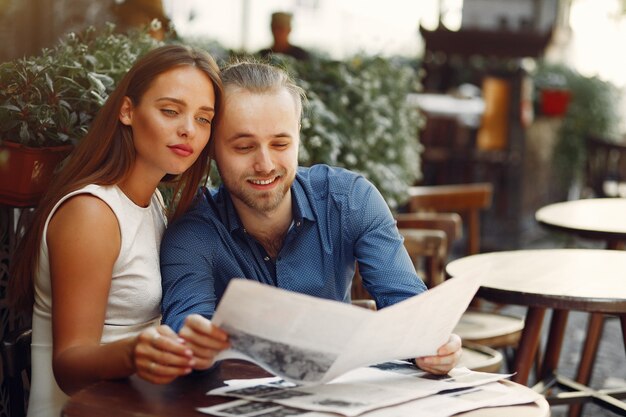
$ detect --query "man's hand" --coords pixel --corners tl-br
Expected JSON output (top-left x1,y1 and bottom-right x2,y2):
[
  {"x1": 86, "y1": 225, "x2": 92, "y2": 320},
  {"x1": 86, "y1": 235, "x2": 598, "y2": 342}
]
[
  {"x1": 178, "y1": 314, "x2": 230, "y2": 370},
  {"x1": 414, "y1": 333, "x2": 462, "y2": 375}
]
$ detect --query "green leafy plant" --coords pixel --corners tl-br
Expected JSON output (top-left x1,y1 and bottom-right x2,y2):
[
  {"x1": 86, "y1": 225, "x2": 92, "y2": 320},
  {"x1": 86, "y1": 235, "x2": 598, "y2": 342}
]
[
  {"x1": 0, "y1": 23, "x2": 160, "y2": 147},
  {"x1": 277, "y1": 55, "x2": 422, "y2": 209}
]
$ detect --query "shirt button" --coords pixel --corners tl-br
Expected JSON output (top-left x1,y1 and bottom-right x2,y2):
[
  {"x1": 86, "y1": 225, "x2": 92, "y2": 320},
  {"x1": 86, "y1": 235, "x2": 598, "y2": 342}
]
[
  {"x1": 296, "y1": 221, "x2": 301, "y2": 227},
  {"x1": 264, "y1": 256, "x2": 270, "y2": 261}
]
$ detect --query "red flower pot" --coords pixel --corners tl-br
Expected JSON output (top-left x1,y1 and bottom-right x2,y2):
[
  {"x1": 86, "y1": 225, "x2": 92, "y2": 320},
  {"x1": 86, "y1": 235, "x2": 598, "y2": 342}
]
[
  {"x1": 0, "y1": 141, "x2": 73, "y2": 207},
  {"x1": 540, "y1": 89, "x2": 571, "y2": 117}
]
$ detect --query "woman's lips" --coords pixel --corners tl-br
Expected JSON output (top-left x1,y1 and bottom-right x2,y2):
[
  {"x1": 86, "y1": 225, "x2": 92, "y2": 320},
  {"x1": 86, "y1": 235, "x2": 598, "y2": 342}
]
[{"x1": 168, "y1": 144, "x2": 193, "y2": 157}]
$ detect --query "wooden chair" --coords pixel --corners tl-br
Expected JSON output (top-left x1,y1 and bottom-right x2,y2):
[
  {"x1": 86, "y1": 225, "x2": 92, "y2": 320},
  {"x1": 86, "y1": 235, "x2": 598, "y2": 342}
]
[
  {"x1": 1, "y1": 327, "x2": 32, "y2": 417},
  {"x1": 394, "y1": 212, "x2": 462, "y2": 256},
  {"x1": 453, "y1": 310, "x2": 525, "y2": 371},
  {"x1": 407, "y1": 183, "x2": 493, "y2": 255},
  {"x1": 403, "y1": 185, "x2": 524, "y2": 372},
  {"x1": 351, "y1": 228, "x2": 448, "y2": 300},
  {"x1": 399, "y1": 228, "x2": 448, "y2": 288},
  {"x1": 458, "y1": 342, "x2": 504, "y2": 373}
]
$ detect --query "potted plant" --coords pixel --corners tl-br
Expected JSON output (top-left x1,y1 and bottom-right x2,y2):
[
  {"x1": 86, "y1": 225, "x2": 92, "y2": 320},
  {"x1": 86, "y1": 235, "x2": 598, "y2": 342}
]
[
  {"x1": 531, "y1": 61, "x2": 622, "y2": 198},
  {"x1": 0, "y1": 23, "x2": 159, "y2": 207},
  {"x1": 533, "y1": 70, "x2": 571, "y2": 117}
]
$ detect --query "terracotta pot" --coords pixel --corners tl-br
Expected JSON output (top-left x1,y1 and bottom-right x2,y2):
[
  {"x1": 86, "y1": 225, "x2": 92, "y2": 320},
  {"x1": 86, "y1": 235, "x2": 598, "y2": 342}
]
[
  {"x1": 540, "y1": 89, "x2": 571, "y2": 117},
  {"x1": 0, "y1": 141, "x2": 73, "y2": 207}
]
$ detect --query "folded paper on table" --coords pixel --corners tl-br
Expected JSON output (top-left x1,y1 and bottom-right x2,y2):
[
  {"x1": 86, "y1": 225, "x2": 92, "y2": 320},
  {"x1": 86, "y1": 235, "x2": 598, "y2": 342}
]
[
  {"x1": 199, "y1": 381, "x2": 539, "y2": 417},
  {"x1": 205, "y1": 363, "x2": 514, "y2": 416},
  {"x1": 213, "y1": 274, "x2": 481, "y2": 385}
]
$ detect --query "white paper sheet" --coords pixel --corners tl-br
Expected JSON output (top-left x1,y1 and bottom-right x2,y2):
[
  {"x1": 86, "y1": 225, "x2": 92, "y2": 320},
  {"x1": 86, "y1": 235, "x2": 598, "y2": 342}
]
[
  {"x1": 198, "y1": 382, "x2": 539, "y2": 417},
  {"x1": 212, "y1": 274, "x2": 481, "y2": 385},
  {"x1": 205, "y1": 363, "x2": 513, "y2": 416}
]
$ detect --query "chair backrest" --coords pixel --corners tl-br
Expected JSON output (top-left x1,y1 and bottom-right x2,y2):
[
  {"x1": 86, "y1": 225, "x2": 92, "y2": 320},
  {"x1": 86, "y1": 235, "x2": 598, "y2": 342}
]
[
  {"x1": 584, "y1": 134, "x2": 626, "y2": 198},
  {"x1": 394, "y1": 212, "x2": 462, "y2": 255},
  {"x1": 398, "y1": 228, "x2": 448, "y2": 288},
  {"x1": 1, "y1": 327, "x2": 32, "y2": 417},
  {"x1": 351, "y1": 228, "x2": 449, "y2": 303},
  {"x1": 407, "y1": 183, "x2": 493, "y2": 255}
]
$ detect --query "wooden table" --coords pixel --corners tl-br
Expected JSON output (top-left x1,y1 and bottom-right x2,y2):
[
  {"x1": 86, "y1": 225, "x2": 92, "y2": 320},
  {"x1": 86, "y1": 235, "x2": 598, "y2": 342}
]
[
  {"x1": 535, "y1": 198, "x2": 626, "y2": 249},
  {"x1": 62, "y1": 360, "x2": 550, "y2": 417},
  {"x1": 446, "y1": 249, "x2": 626, "y2": 415},
  {"x1": 536, "y1": 198, "x2": 626, "y2": 416}
]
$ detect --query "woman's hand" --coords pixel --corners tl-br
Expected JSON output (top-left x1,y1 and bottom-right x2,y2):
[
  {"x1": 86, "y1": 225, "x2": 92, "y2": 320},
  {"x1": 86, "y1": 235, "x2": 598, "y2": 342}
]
[
  {"x1": 178, "y1": 314, "x2": 230, "y2": 370},
  {"x1": 414, "y1": 333, "x2": 462, "y2": 375},
  {"x1": 134, "y1": 325, "x2": 195, "y2": 384}
]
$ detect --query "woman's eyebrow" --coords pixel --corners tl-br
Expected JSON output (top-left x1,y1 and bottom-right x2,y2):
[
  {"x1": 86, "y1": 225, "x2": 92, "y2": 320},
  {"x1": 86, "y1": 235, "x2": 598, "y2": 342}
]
[{"x1": 156, "y1": 97, "x2": 215, "y2": 112}]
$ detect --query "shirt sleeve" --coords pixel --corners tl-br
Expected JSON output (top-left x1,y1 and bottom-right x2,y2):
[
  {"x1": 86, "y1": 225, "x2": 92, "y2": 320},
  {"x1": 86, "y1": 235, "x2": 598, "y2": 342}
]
[
  {"x1": 348, "y1": 176, "x2": 427, "y2": 309},
  {"x1": 160, "y1": 213, "x2": 218, "y2": 332}
]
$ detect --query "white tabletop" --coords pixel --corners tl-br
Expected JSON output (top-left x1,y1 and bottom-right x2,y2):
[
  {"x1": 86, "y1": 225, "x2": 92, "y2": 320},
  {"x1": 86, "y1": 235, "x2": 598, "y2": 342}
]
[
  {"x1": 446, "y1": 249, "x2": 626, "y2": 307},
  {"x1": 406, "y1": 93, "x2": 485, "y2": 127},
  {"x1": 535, "y1": 198, "x2": 626, "y2": 235}
]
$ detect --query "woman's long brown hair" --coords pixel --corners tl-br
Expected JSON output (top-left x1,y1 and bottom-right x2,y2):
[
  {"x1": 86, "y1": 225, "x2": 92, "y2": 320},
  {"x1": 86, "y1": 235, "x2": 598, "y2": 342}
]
[{"x1": 8, "y1": 44, "x2": 222, "y2": 313}]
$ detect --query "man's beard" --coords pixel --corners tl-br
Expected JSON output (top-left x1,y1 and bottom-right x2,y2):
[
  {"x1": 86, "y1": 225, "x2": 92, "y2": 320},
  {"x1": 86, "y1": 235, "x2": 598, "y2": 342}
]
[{"x1": 222, "y1": 168, "x2": 294, "y2": 213}]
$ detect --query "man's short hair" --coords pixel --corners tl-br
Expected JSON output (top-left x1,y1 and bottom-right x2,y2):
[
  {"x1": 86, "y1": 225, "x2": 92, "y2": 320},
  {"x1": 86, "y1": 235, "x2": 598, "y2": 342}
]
[
  {"x1": 271, "y1": 12, "x2": 293, "y2": 28},
  {"x1": 221, "y1": 59, "x2": 306, "y2": 120}
]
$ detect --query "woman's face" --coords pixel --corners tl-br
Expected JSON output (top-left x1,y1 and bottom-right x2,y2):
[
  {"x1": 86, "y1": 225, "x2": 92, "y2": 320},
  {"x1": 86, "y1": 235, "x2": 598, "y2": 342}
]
[{"x1": 120, "y1": 65, "x2": 216, "y2": 182}]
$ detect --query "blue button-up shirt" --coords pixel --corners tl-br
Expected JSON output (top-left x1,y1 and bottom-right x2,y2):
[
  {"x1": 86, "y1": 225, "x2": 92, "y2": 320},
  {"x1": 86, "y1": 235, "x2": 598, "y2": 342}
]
[{"x1": 160, "y1": 165, "x2": 426, "y2": 332}]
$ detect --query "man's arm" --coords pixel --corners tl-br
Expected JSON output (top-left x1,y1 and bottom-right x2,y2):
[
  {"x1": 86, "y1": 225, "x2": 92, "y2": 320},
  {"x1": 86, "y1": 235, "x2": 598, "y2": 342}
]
[
  {"x1": 160, "y1": 216, "x2": 231, "y2": 369},
  {"x1": 349, "y1": 177, "x2": 427, "y2": 308},
  {"x1": 348, "y1": 177, "x2": 461, "y2": 374},
  {"x1": 160, "y1": 217, "x2": 218, "y2": 332}
]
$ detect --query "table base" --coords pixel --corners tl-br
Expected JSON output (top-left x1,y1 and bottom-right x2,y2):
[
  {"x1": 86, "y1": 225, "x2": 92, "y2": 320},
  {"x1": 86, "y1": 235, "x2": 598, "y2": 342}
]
[{"x1": 533, "y1": 373, "x2": 626, "y2": 416}]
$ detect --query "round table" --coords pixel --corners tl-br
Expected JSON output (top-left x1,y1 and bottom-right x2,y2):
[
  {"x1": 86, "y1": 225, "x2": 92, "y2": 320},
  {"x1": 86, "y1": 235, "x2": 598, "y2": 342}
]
[
  {"x1": 535, "y1": 198, "x2": 626, "y2": 248},
  {"x1": 536, "y1": 199, "x2": 626, "y2": 416},
  {"x1": 446, "y1": 249, "x2": 626, "y2": 415}
]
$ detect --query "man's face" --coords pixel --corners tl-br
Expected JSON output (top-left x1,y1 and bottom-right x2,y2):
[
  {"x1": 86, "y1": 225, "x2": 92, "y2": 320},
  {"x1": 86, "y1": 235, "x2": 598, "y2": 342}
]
[
  {"x1": 271, "y1": 23, "x2": 291, "y2": 44},
  {"x1": 214, "y1": 87, "x2": 300, "y2": 215}
]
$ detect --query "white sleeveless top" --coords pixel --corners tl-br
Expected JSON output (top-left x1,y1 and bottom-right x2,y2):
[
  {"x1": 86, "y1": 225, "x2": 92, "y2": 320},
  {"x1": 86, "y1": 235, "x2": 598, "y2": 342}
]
[{"x1": 28, "y1": 184, "x2": 166, "y2": 417}]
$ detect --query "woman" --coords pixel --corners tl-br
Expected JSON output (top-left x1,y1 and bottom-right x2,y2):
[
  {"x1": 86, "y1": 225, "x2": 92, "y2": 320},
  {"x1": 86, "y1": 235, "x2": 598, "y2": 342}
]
[{"x1": 8, "y1": 44, "x2": 229, "y2": 417}]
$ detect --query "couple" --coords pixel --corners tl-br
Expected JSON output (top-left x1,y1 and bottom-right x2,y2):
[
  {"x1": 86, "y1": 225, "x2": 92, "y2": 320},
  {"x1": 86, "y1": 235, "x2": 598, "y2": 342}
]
[{"x1": 9, "y1": 45, "x2": 461, "y2": 417}]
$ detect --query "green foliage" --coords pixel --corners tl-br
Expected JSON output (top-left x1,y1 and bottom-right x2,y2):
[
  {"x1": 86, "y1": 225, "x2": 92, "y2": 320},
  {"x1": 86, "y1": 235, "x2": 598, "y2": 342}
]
[
  {"x1": 276, "y1": 55, "x2": 422, "y2": 209},
  {"x1": 532, "y1": 62, "x2": 622, "y2": 189},
  {"x1": 0, "y1": 23, "x2": 422, "y2": 209},
  {"x1": 0, "y1": 24, "x2": 160, "y2": 147}
]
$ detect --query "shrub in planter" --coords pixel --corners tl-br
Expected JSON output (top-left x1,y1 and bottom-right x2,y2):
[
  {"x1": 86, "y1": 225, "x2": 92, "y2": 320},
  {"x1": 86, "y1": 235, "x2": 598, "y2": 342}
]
[
  {"x1": 531, "y1": 61, "x2": 622, "y2": 196},
  {"x1": 0, "y1": 24, "x2": 160, "y2": 205},
  {"x1": 279, "y1": 55, "x2": 422, "y2": 210}
]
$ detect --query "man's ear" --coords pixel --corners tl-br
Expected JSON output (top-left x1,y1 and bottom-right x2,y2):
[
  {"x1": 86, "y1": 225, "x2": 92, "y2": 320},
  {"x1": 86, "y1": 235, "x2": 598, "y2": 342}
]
[{"x1": 119, "y1": 96, "x2": 133, "y2": 126}]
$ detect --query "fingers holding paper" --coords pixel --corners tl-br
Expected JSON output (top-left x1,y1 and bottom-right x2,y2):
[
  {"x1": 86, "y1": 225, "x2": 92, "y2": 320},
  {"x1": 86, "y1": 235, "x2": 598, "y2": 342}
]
[
  {"x1": 134, "y1": 325, "x2": 194, "y2": 384},
  {"x1": 178, "y1": 314, "x2": 230, "y2": 370},
  {"x1": 414, "y1": 333, "x2": 462, "y2": 375}
]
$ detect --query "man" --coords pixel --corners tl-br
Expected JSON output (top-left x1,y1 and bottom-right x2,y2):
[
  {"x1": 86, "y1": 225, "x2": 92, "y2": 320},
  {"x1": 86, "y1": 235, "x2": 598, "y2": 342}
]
[
  {"x1": 258, "y1": 12, "x2": 310, "y2": 61},
  {"x1": 160, "y1": 60, "x2": 461, "y2": 375}
]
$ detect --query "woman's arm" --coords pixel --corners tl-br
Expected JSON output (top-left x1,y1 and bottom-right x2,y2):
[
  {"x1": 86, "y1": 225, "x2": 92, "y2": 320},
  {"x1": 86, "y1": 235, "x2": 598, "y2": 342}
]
[{"x1": 47, "y1": 195, "x2": 193, "y2": 395}]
